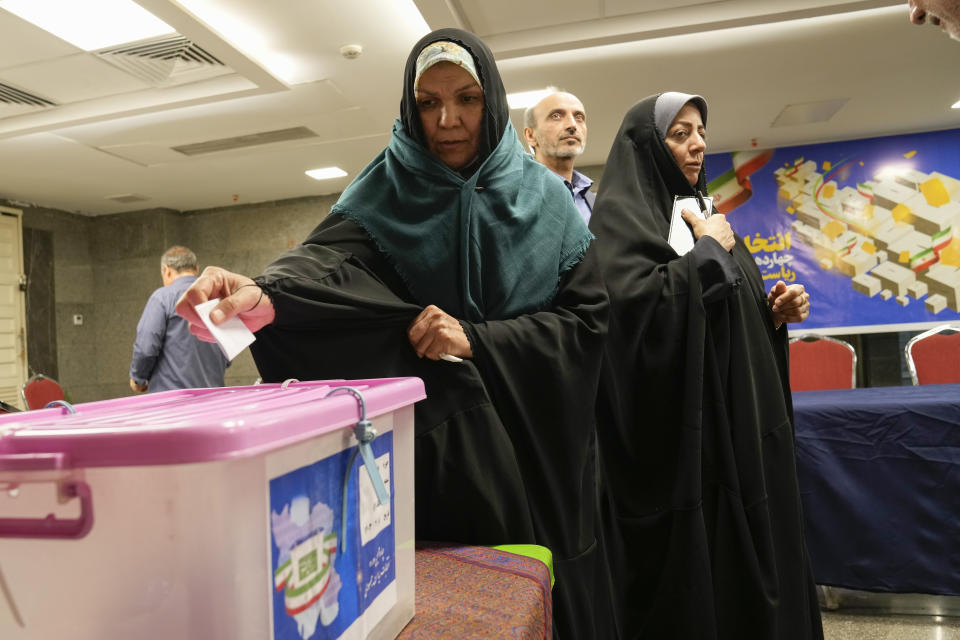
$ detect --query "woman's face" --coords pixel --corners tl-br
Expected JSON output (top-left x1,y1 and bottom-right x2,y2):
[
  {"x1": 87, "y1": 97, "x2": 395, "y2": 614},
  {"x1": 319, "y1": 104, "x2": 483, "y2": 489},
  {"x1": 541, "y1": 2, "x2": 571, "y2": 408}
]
[
  {"x1": 664, "y1": 102, "x2": 706, "y2": 187},
  {"x1": 416, "y1": 62, "x2": 484, "y2": 170}
]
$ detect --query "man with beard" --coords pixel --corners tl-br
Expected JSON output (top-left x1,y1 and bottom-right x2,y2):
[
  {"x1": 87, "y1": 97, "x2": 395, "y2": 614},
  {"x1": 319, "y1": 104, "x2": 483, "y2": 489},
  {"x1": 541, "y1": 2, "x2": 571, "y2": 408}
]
[{"x1": 523, "y1": 91, "x2": 594, "y2": 223}]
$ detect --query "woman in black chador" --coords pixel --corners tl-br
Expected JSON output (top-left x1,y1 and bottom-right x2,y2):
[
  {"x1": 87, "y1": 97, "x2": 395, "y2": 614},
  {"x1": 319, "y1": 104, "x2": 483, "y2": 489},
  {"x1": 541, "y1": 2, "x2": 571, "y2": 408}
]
[
  {"x1": 178, "y1": 28, "x2": 617, "y2": 639},
  {"x1": 589, "y1": 92, "x2": 822, "y2": 639}
]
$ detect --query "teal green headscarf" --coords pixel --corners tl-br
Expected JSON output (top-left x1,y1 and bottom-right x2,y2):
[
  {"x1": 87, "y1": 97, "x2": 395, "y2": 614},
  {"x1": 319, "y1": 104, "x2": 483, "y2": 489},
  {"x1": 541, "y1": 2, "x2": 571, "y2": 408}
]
[{"x1": 331, "y1": 118, "x2": 591, "y2": 322}]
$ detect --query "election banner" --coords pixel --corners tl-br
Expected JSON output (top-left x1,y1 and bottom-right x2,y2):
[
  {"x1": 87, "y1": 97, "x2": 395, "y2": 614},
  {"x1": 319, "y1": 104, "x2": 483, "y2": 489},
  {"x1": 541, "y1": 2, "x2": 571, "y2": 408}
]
[{"x1": 705, "y1": 128, "x2": 960, "y2": 334}]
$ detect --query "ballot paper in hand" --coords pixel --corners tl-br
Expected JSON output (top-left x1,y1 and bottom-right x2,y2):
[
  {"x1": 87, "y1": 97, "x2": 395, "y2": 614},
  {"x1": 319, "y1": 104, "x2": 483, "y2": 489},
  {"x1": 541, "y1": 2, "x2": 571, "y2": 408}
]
[
  {"x1": 194, "y1": 298, "x2": 256, "y2": 361},
  {"x1": 667, "y1": 195, "x2": 713, "y2": 256}
]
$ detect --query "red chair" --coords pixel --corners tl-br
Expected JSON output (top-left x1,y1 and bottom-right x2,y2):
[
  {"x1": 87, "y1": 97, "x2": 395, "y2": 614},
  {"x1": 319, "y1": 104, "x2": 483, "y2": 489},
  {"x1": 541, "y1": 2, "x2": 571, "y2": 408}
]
[
  {"x1": 788, "y1": 334, "x2": 857, "y2": 391},
  {"x1": 20, "y1": 374, "x2": 66, "y2": 410},
  {"x1": 905, "y1": 324, "x2": 960, "y2": 385}
]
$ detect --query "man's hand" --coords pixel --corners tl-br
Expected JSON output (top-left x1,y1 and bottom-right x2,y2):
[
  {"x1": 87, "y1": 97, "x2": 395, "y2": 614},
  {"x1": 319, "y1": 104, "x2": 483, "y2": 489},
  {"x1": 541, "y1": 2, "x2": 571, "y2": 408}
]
[
  {"x1": 407, "y1": 305, "x2": 473, "y2": 361},
  {"x1": 129, "y1": 378, "x2": 148, "y2": 393},
  {"x1": 175, "y1": 266, "x2": 276, "y2": 342}
]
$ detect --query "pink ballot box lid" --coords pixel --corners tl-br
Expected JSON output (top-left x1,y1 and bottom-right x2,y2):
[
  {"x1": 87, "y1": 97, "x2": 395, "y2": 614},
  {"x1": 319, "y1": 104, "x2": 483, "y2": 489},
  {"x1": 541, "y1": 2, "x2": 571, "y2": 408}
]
[{"x1": 0, "y1": 378, "x2": 425, "y2": 469}]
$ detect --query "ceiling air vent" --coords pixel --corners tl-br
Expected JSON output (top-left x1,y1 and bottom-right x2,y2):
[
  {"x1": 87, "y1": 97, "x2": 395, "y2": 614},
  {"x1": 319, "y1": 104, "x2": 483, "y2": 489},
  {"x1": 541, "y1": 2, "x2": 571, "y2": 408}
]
[
  {"x1": 95, "y1": 35, "x2": 229, "y2": 86},
  {"x1": 171, "y1": 127, "x2": 320, "y2": 156},
  {"x1": 0, "y1": 81, "x2": 56, "y2": 107},
  {"x1": 771, "y1": 99, "x2": 848, "y2": 127},
  {"x1": 105, "y1": 193, "x2": 150, "y2": 203}
]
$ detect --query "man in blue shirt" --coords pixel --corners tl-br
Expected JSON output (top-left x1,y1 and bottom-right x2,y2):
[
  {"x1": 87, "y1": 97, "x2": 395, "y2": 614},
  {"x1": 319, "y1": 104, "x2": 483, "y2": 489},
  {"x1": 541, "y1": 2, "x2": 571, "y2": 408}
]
[
  {"x1": 523, "y1": 90, "x2": 595, "y2": 223},
  {"x1": 129, "y1": 246, "x2": 228, "y2": 393}
]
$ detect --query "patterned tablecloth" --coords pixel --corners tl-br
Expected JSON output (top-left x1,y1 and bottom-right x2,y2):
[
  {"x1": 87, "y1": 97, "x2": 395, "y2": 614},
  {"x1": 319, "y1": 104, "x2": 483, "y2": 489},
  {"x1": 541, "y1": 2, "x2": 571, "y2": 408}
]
[{"x1": 397, "y1": 543, "x2": 552, "y2": 639}]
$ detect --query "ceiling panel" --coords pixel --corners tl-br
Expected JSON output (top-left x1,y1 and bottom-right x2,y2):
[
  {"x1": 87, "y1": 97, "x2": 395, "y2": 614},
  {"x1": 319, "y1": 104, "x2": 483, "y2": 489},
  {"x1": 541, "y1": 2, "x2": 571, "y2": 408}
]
[
  {"x1": 500, "y1": 6, "x2": 960, "y2": 166},
  {"x1": 299, "y1": 107, "x2": 383, "y2": 143},
  {"x1": 0, "y1": 73, "x2": 263, "y2": 139},
  {"x1": 0, "y1": 9, "x2": 81, "y2": 69},
  {"x1": 0, "y1": 130, "x2": 391, "y2": 213},
  {"x1": 456, "y1": 0, "x2": 600, "y2": 36},
  {"x1": 55, "y1": 80, "x2": 353, "y2": 148},
  {"x1": 96, "y1": 142, "x2": 192, "y2": 166},
  {"x1": 175, "y1": 0, "x2": 429, "y2": 86},
  {"x1": 0, "y1": 132, "x2": 140, "y2": 214},
  {"x1": 477, "y1": 0, "x2": 904, "y2": 59},
  {"x1": 0, "y1": 103, "x2": 46, "y2": 119},
  {"x1": 0, "y1": 54, "x2": 151, "y2": 103},
  {"x1": 111, "y1": 133, "x2": 394, "y2": 212},
  {"x1": 601, "y1": 0, "x2": 888, "y2": 20},
  {"x1": 602, "y1": 0, "x2": 707, "y2": 18},
  {"x1": 91, "y1": 106, "x2": 382, "y2": 167},
  {"x1": 0, "y1": 0, "x2": 958, "y2": 215}
]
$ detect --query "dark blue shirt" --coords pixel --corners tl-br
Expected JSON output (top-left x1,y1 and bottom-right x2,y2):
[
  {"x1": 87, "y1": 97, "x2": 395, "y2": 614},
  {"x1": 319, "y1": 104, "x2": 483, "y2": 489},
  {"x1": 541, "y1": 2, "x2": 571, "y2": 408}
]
[
  {"x1": 550, "y1": 169, "x2": 594, "y2": 224},
  {"x1": 129, "y1": 275, "x2": 229, "y2": 392}
]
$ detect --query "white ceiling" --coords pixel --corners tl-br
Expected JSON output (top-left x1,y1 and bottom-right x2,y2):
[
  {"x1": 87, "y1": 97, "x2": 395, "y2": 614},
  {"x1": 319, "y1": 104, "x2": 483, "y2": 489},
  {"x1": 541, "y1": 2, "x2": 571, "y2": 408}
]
[{"x1": 0, "y1": 0, "x2": 957, "y2": 215}]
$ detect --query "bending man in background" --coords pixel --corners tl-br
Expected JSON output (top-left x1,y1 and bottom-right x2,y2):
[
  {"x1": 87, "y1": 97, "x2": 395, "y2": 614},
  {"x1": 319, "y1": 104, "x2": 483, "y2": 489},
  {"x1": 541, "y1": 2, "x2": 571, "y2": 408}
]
[{"x1": 129, "y1": 245, "x2": 228, "y2": 393}]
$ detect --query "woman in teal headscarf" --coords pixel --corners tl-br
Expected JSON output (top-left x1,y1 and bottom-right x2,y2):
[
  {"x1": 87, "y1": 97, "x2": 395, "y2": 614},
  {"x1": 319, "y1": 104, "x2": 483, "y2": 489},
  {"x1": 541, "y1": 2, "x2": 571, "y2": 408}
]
[{"x1": 178, "y1": 28, "x2": 616, "y2": 639}]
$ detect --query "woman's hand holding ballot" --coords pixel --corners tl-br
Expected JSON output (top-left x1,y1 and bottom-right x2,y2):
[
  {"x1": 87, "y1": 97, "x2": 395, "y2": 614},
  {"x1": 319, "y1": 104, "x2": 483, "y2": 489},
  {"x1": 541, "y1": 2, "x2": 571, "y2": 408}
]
[
  {"x1": 680, "y1": 209, "x2": 735, "y2": 251},
  {"x1": 175, "y1": 266, "x2": 276, "y2": 341}
]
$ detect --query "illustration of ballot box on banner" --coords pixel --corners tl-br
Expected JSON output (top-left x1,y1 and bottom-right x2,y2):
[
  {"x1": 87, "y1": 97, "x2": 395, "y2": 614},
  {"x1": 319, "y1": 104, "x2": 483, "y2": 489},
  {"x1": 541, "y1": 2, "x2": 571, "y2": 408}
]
[{"x1": 0, "y1": 377, "x2": 424, "y2": 640}]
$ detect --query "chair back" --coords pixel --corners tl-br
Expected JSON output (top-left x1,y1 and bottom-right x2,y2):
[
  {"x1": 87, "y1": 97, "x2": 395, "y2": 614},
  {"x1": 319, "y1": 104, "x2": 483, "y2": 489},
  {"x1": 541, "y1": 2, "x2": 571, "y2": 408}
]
[
  {"x1": 788, "y1": 334, "x2": 857, "y2": 391},
  {"x1": 905, "y1": 324, "x2": 960, "y2": 385},
  {"x1": 21, "y1": 374, "x2": 66, "y2": 410}
]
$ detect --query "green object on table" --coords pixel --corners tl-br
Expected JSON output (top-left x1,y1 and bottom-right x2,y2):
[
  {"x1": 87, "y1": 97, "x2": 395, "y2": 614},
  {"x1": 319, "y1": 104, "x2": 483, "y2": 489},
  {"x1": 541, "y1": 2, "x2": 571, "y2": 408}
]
[{"x1": 492, "y1": 544, "x2": 555, "y2": 588}]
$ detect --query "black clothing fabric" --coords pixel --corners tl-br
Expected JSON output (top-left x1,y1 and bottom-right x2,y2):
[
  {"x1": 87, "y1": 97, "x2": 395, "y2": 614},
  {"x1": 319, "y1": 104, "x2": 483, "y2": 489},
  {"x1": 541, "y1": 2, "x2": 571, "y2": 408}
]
[
  {"x1": 589, "y1": 94, "x2": 823, "y2": 639},
  {"x1": 250, "y1": 215, "x2": 616, "y2": 639},
  {"x1": 400, "y1": 28, "x2": 509, "y2": 167}
]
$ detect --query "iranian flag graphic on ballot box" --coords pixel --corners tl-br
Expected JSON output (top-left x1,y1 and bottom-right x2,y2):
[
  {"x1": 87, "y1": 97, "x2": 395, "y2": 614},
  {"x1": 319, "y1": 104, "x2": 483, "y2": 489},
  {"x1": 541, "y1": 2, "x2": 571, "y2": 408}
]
[{"x1": 269, "y1": 432, "x2": 395, "y2": 640}]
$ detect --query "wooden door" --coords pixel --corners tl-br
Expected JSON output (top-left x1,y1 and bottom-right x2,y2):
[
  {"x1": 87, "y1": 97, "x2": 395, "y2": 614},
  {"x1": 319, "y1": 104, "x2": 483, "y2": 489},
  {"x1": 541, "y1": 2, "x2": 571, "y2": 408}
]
[{"x1": 0, "y1": 207, "x2": 27, "y2": 408}]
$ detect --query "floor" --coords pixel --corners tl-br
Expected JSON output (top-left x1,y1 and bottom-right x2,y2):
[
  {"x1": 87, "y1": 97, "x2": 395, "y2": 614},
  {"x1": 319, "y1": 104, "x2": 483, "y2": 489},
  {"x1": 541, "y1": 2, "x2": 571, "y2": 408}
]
[
  {"x1": 819, "y1": 589, "x2": 960, "y2": 639},
  {"x1": 822, "y1": 611, "x2": 960, "y2": 639}
]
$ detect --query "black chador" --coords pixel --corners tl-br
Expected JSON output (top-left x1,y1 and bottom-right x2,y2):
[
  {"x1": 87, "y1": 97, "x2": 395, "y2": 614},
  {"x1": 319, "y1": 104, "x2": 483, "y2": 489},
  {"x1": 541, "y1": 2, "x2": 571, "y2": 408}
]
[{"x1": 590, "y1": 93, "x2": 823, "y2": 640}]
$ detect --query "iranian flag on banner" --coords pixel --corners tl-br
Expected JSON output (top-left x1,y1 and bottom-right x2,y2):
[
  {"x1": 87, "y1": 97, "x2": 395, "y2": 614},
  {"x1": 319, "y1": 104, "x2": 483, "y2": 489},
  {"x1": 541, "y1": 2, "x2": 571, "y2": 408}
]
[{"x1": 707, "y1": 149, "x2": 774, "y2": 214}]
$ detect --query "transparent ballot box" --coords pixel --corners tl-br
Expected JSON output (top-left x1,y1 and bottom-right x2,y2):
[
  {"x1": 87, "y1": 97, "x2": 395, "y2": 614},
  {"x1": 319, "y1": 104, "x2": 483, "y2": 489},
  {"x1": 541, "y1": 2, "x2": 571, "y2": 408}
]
[{"x1": 0, "y1": 377, "x2": 424, "y2": 640}]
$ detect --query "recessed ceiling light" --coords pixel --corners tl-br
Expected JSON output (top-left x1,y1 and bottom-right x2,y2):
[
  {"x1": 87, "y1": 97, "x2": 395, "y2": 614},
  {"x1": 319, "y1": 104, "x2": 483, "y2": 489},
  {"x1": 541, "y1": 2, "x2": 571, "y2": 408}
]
[
  {"x1": 952, "y1": 98, "x2": 960, "y2": 109},
  {"x1": 507, "y1": 89, "x2": 554, "y2": 110},
  {"x1": 306, "y1": 167, "x2": 347, "y2": 180},
  {"x1": 0, "y1": 0, "x2": 175, "y2": 51}
]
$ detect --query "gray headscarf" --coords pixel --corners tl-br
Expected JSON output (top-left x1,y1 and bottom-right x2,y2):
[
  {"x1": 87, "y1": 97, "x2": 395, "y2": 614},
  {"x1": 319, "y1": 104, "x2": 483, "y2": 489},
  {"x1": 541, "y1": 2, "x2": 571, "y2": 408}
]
[{"x1": 654, "y1": 92, "x2": 708, "y2": 138}]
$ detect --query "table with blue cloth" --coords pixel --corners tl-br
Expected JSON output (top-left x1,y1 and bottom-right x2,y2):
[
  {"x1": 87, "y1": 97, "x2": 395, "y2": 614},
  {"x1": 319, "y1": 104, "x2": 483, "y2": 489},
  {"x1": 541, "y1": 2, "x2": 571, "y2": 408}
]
[{"x1": 793, "y1": 384, "x2": 960, "y2": 595}]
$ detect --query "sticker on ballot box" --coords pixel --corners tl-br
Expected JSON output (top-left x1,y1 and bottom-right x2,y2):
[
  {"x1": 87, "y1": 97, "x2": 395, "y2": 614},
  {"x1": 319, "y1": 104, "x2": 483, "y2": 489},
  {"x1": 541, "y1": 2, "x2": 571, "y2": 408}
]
[
  {"x1": 269, "y1": 432, "x2": 396, "y2": 640},
  {"x1": 359, "y1": 452, "x2": 391, "y2": 545}
]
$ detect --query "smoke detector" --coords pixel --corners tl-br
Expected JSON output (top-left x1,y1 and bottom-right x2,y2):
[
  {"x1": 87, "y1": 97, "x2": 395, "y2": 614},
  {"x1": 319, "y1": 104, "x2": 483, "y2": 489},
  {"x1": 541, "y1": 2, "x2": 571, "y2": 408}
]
[{"x1": 340, "y1": 44, "x2": 362, "y2": 60}]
